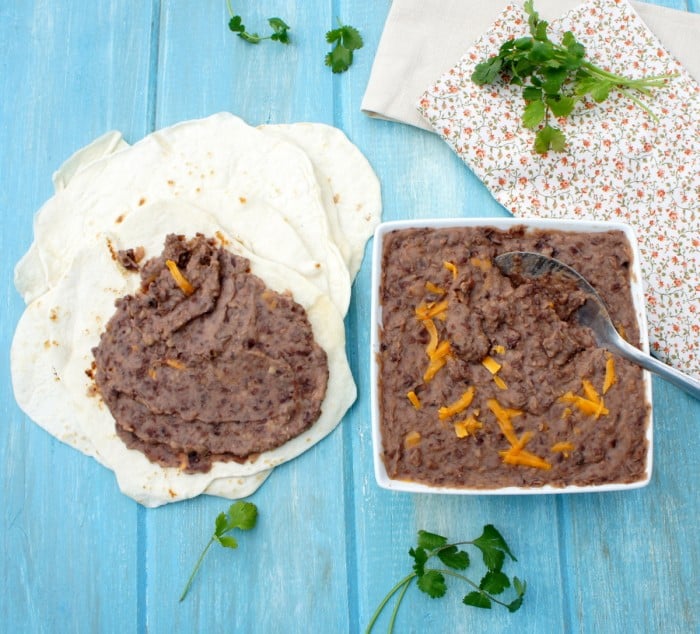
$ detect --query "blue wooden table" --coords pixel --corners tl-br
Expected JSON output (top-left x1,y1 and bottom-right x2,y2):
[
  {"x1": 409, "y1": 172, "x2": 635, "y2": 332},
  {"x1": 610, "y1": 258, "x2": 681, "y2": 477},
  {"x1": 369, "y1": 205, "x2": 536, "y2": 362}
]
[{"x1": 2, "y1": 1, "x2": 699, "y2": 632}]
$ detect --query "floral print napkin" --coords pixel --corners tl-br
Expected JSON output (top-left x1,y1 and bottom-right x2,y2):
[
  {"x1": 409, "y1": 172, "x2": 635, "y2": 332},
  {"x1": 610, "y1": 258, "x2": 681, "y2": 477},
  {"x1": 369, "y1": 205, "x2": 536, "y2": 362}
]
[{"x1": 418, "y1": 0, "x2": 700, "y2": 379}]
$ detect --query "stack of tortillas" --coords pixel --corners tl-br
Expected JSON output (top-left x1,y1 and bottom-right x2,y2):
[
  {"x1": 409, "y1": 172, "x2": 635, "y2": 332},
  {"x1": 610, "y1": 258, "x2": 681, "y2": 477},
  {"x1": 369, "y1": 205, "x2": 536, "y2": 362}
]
[{"x1": 11, "y1": 113, "x2": 381, "y2": 507}]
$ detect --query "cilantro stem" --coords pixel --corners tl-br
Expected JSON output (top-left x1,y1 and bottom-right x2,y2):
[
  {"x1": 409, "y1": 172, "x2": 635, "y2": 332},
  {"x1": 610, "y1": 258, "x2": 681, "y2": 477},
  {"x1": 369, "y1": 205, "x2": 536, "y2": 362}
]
[
  {"x1": 617, "y1": 87, "x2": 659, "y2": 123},
  {"x1": 581, "y1": 61, "x2": 676, "y2": 88},
  {"x1": 365, "y1": 573, "x2": 416, "y2": 633},
  {"x1": 388, "y1": 577, "x2": 414, "y2": 633},
  {"x1": 179, "y1": 537, "x2": 215, "y2": 602}
]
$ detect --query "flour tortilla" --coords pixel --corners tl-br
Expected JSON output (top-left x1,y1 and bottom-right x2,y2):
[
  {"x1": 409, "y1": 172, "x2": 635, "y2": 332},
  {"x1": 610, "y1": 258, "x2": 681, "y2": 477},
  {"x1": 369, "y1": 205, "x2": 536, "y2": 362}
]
[
  {"x1": 15, "y1": 113, "x2": 352, "y2": 315},
  {"x1": 12, "y1": 203, "x2": 355, "y2": 507},
  {"x1": 258, "y1": 123, "x2": 382, "y2": 278}
]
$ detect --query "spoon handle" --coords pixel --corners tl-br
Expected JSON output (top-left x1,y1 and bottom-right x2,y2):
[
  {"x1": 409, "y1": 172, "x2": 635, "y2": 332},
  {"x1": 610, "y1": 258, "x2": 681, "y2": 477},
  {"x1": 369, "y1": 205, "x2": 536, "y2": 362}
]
[{"x1": 610, "y1": 336, "x2": 700, "y2": 400}]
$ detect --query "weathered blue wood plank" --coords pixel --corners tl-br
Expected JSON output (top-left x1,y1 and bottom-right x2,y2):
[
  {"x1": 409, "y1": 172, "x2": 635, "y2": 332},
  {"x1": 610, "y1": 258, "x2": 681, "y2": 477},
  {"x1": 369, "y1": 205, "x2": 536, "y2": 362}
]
[{"x1": 0, "y1": 1, "x2": 158, "y2": 632}]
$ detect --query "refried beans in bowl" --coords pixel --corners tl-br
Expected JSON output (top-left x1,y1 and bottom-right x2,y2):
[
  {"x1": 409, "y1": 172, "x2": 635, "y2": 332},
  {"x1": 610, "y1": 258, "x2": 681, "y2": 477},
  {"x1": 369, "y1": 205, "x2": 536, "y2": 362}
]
[{"x1": 370, "y1": 218, "x2": 653, "y2": 495}]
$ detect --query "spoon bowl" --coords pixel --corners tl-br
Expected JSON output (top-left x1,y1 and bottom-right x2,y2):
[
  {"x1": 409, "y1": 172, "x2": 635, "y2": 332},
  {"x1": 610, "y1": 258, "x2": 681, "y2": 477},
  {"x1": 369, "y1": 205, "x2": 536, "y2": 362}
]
[{"x1": 494, "y1": 251, "x2": 700, "y2": 400}]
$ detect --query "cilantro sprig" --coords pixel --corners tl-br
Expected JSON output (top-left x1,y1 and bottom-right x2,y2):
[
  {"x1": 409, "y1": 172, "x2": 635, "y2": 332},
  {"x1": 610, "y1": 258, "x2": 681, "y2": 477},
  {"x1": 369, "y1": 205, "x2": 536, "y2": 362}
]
[
  {"x1": 325, "y1": 22, "x2": 364, "y2": 73},
  {"x1": 226, "y1": 1, "x2": 290, "y2": 45},
  {"x1": 366, "y1": 525, "x2": 525, "y2": 632},
  {"x1": 471, "y1": 0, "x2": 677, "y2": 154},
  {"x1": 179, "y1": 501, "x2": 258, "y2": 602}
]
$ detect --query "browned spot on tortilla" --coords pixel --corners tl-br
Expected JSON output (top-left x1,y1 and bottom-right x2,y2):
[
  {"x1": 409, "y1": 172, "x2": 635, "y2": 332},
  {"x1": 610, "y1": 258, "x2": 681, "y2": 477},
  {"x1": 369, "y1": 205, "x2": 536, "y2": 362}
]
[
  {"x1": 215, "y1": 230, "x2": 230, "y2": 247},
  {"x1": 138, "y1": 197, "x2": 146, "y2": 207},
  {"x1": 167, "y1": 179, "x2": 175, "y2": 186},
  {"x1": 333, "y1": 193, "x2": 341, "y2": 204},
  {"x1": 239, "y1": 196, "x2": 247, "y2": 204},
  {"x1": 49, "y1": 308, "x2": 59, "y2": 321},
  {"x1": 116, "y1": 214, "x2": 125, "y2": 224},
  {"x1": 106, "y1": 237, "x2": 118, "y2": 261},
  {"x1": 44, "y1": 340, "x2": 51, "y2": 349},
  {"x1": 314, "y1": 263, "x2": 321, "y2": 269},
  {"x1": 168, "y1": 489, "x2": 177, "y2": 498}
]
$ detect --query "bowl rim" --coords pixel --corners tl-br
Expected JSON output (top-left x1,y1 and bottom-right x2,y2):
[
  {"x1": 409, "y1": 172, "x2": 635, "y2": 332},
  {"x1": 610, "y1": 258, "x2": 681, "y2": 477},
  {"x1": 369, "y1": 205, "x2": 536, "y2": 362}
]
[{"x1": 369, "y1": 216, "x2": 654, "y2": 495}]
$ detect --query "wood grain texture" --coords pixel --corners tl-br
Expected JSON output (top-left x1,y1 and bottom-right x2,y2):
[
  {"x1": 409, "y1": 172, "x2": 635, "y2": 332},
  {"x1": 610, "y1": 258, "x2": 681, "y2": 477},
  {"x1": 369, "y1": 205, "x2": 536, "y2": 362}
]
[{"x1": 1, "y1": 1, "x2": 698, "y2": 633}]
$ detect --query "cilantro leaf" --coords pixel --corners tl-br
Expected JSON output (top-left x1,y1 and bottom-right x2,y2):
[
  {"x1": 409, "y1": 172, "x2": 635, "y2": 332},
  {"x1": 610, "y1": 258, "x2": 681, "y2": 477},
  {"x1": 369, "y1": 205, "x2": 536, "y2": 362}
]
[
  {"x1": 217, "y1": 535, "x2": 239, "y2": 549},
  {"x1": 417, "y1": 570, "x2": 447, "y2": 598},
  {"x1": 417, "y1": 530, "x2": 447, "y2": 550},
  {"x1": 340, "y1": 25, "x2": 363, "y2": 50},
  {"x1": 437, "y1": 545, "x2": 470, "y2": 570},
  {"x1": 325, "y1": 23, "x2": 364, "y2": 73},
  {"x1": 534, "y1": 125, "x2": 567, "y2": 153},
  {"x1": 463, "y1": 591, "x2": 492, "y2": 609},
  {"x1": 325, "y1": 47, "x2": 353, "y2": 73},
  {"x1": 227, "y1": 500, "x2": 257, "y2": 530},
  {"x1": 523, "y1": 86, "x2": 543, "y2": 102},
  {"x1": 473, "y1": 524, "x2": 516, "y2": 572},
  {"x1": 268, "y1": 17, "x2": 290, "y2": 44},
  {"x1": 179, "y1": 501, "x2": 259, "y2": 602},
  {"x1": 228, "y1": 15, "x2": 245, "y2": 34},
  {"x1": 409, "y1": 546, "x2": 428, "y2": 577},
  {"x1": 479, "y1": 570, "x2": 511, "y2": 595},
  {"x1": 547, "y1": 95, "x2": 576, "y2": 117},
  {"x1": 472, "y1": 57, "x2": 503, "y2": 86},
  {"x1": 522, "y1": 100, "x2": 545, "y2": 129}
]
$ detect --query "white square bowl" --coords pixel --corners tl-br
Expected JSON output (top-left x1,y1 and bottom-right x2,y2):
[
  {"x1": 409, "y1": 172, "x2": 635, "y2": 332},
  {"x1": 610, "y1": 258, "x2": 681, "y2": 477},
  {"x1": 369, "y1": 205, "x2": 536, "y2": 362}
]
[{"x1": 369, "y1": 217, "x2": 653, "y2": 495}]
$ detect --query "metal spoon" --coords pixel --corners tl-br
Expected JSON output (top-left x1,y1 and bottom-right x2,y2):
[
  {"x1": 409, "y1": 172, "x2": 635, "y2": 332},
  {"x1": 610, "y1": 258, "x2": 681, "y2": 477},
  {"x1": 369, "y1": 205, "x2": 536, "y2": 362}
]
[{"x1": 494, "y1": 251, "x2": 700, "y2": 400}]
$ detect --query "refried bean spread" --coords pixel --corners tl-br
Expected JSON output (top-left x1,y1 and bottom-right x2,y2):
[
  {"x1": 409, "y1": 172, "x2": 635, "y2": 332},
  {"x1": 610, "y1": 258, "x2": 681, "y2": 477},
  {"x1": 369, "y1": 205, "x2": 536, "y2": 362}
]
[
  {"x1": 92, "y1": 234, "x2": 329, "y2": 473},
  {"x1": 378, "y1": 226, "x2": 649, "y2": 489}
]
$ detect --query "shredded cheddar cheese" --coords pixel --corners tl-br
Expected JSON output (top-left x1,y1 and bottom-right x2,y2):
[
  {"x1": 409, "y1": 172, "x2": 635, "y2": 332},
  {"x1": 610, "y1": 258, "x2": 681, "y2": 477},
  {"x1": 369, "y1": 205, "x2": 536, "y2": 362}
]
[
  {"x1": 603, "y1": 355, "x2": 617, "y2": 394},
  {"x1": 500, "y1": 449, "x2": 552, "y2": 470},
  {"x1": 493, "y1": 374, "x2": 508, "y2": 390},
  {"x1": 165, "y1": 259, "x2": 195, "y2": 296},
  {"x1": 415, "y1": 300, "x2": 449, "y2": 321},
  {"x1": 510, "y1": 430, "x2": 534, "y2": 453},
  {"x1": 425, "y1": 281, "x2": 446, "y2": 295},
  {"x1": 443, "y1": 261, "x2": 458, "y2": 278},
  {"x1": 438, "y1": 387, "x2": 476, "y2": 420},
  {"x1": 404, "y1": 431, "x2": 422, "y2": 449},
  {"x1": 559, "y1": 391, "x2": 609, "y2": 418},
  {"x1": 165, "y1": 358, "x2": 186, "y2": 370},
  {"x1": 423, "y1": 340, "x2": 451, "y2": 382},
  {"x1": 581, "y1": 379, "x2": 602, "y2": 405},
  {"x1": 407, "y1": 390, "x2": 422, "y2": 409},
  {"x1": 423, "y1": 319, "x2": 439, "y2": 356},
  {"x1": 481, "y1": 356, "x2": 502, "y2": 375},
  {"x1": 454, "y1": 415, "x2": 482, "y2": 438},
  {"x1": 498, "y1": 431, "x2": 551, "y2": 469},
  {"x1": 486, "y1": 398, "x2": 522, "y2": 446},
  {"x1": 491, "y1": 344, "x2": 506, "y2": 355},
  {"x1": 551, "y1": 442, "x2": 575, "y2": 453},
  {"x1": 423, "y1": 356, "x2": 447, "y2": 382}
]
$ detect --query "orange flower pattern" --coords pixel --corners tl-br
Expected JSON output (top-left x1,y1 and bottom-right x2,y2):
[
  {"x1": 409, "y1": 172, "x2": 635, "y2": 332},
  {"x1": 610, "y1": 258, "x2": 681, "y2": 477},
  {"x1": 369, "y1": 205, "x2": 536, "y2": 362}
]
[{"x1": 418, "y1": 0, "x2": 700, "y2": 378}]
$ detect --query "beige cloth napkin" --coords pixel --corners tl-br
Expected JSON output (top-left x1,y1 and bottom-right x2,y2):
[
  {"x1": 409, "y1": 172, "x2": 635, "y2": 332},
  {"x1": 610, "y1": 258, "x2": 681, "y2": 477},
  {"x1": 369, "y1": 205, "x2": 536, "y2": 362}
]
[{"x1": 362, "y1": 0, "x2": 700, "y2": 130}]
